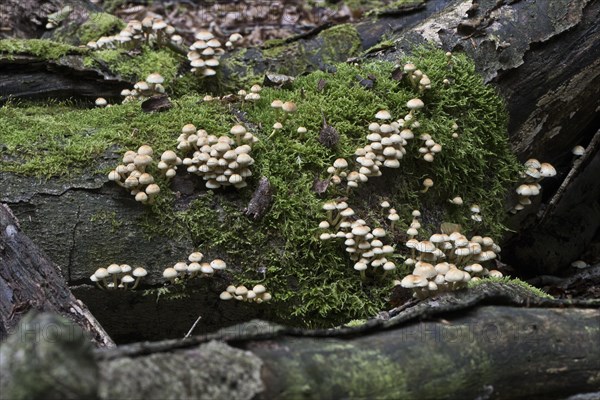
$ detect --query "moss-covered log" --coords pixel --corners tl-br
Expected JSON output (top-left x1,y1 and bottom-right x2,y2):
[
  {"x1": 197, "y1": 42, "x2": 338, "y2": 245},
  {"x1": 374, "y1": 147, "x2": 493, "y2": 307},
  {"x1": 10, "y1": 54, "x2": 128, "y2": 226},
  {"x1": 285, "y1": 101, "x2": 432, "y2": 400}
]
[
  {"x1": 0, "y1": 203, "x2": 114, "y2": 347},
  {"x1": 2, "y1": 285, "x2": 599, "y2": 399},
  {"x1": 1, "y1": 0, "x2": 598, "y2": 335}
]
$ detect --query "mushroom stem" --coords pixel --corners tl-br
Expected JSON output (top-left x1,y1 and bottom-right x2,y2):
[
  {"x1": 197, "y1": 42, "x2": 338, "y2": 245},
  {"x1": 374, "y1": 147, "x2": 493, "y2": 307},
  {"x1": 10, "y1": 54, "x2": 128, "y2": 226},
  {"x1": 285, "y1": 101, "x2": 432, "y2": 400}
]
[
  {"x1": 112, "y1": 275, "x2": 118, "y2": 289},
  {"x1": 131, "y1": 278, "x2": 141, "y2": 290},
  {"x1": 360, "y1": 269, "x2": 366, "y2": 282}
]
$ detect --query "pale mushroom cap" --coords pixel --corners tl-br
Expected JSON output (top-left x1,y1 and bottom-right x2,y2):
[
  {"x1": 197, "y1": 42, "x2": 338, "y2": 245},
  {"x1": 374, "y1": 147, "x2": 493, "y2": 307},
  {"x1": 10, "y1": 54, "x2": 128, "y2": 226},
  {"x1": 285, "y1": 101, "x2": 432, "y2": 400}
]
[
  {"x1": 137, "y1": 145, "x2": 154, "y2": 156},
  {"x1": 375, "y1": 110, "x2": 391, "y2": 120},
  {"x1": 220, "y1": 291, "x2": 233, "y2": 300},
  {"x1": 539, "y1": 163, "x2": 556, "y2": 177},
  {"x1": 282, "y1": 101, "x2": 297, "y2": 113},
  {"x1": 423, "y1": 178, "x2": 434, "y2": 187},
  {"x1": 572, "y1": 145, "x2": 585, "y2": 156},
  {"x1": 160, "y1": 150, "x2": 178, "y2": 164},
  {"x1": 174, "y1": 262, "x2": 189, "y2": 272},
  {"x1": 354, "y1": 261, "x2": 368, "y2": 271},
  {"x1": 188, "y1": 252, "x2": 204, "y2": 262},
  {"x1": 210, "y1": 259, "x2": 226, "y2": 270},
  {"x1": 94, "y1": 268, "x2": 109, "y2": 279},
  {"x1": 235, "y1": 286, "x2": 248, "y2": 296},
  {"x1": 400, "y1": 274, "x2": 427, "y2": 288},
  {"x1": 230, "y1": 124, "x2": 247, "y2": 135},
  {"x1": 145, "y1": 184, "x2": 160, "y2": 196},
  {"x1": 333, "y1": 158, "x2": 348, "y2": 169},
  {"x1": 271, "y1": 99, "x2": 283, "y2": 108},
  {"x1": 253, "y1": 284, "x2": 266, "y2": 294},
  {"x1": 95, "y1": 97, "x2": 107, "y2": 107},
  {"x1": 444, "y1": 268, "x2": 464, "y2": 282},
  {"x1": 107, "y1": 264, "x2": 122, "y2": 274},
  {"x1": 383, "y1": 261, "x2": 396, "y2": 271},
  {"x1": 195, "y1": 30, "x2": 214, "y2": 41},
  {"x1": 488, "y1": 269, "x2": 503, "y2": 278},
  {"x1": 201, "y1": 263, "x2": 214, "y2": 274},
  {"x1": 133, "y1": 267, "x2": 147, "y2": 277},
  {"x1": 163, "y1": 267, "x2": 178, "y2": 279},
  {"x1": 413, "y1": 262, "x2": 436, "y2": 278},
  {"x1": 146, "y1": 73, "x2": 164, "y2": 84},
  {"x1": 121, "y1": 275, "x2": 134, "y2": 284},
  {"x1": 406, "y1": 98, "x2": 424, "y2": 110}
]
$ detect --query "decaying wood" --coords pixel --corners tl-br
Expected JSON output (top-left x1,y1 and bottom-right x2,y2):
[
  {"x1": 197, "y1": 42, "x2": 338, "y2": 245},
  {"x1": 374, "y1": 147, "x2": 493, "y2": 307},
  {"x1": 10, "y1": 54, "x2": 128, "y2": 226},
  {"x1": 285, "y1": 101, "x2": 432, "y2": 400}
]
[
  {"x1": 1, "y1": 283, "x2": 598, "y2": 399},
  {"x1": 0, "y1": 203, "x2": 114, "y2": 347},
  {"x1": 538, "y1": 128, "x2": 600, "y2": 222}
]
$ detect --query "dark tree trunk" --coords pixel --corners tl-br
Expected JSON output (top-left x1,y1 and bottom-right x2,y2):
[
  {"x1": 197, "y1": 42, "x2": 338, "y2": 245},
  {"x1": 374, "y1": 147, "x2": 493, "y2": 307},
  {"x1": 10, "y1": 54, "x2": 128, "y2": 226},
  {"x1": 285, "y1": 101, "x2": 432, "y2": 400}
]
[
  {"x1": 1, "y1": 284, "x2": 599, "y2": 399},
  {"x1": 0, "y1": 203, "x2": 114, "y2": 347}
]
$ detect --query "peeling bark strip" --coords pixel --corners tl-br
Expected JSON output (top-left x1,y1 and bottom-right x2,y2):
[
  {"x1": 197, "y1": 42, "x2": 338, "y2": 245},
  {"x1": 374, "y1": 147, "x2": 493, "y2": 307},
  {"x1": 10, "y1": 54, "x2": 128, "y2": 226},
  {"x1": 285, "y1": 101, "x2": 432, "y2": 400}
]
[
  {"x1": 1, "y1": 285, "x2": 598, "y2": 399},
  {"x1": 245, "y1": 176, "x2": 273, "y2": 220},
  {"x1": 0, "y1": 203, "x2": 114, "y2": 347}
]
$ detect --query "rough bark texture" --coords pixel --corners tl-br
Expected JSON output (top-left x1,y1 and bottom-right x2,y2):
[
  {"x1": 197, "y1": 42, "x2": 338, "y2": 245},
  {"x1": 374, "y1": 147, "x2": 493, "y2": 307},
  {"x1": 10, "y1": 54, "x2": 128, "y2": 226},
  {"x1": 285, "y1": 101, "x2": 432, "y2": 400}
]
[
  {"x1": 0, "y1": 54, "x2": 129, "y2": 103},
  {"x1": 1, "y1": 284, "x2": 599, "y2": 399},
  {"x1": 1, "y1": 0, "x2": 599, "y2": 337},
  {"x1": 0, "y1": 0, "x2": 99, "y2": 40},
  {"x1": 0, "y1": 203, "x2": 114, "y2": 347}
]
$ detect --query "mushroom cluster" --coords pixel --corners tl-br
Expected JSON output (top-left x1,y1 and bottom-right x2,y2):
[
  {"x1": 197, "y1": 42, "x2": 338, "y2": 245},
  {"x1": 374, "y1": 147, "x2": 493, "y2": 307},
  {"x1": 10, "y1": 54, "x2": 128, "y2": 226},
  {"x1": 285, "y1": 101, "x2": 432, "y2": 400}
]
[
  {"x1": 267, "y1": 99, "x2": 298, "y2": 137},
  {"x1": 157, "y1": 150, "x2": 183, "y2": 179},
  {"x1": 327, "y1": 109, "x2": 413, "y2": 191},
  {"x1": 121, "y1": 73, "x2": 166, "y2": 102},
  {"x1": 470, "y1": 204, "x2": 482, "y2": 222},
  {"x1": 403, "y1": 62, "x2": 432, "y2": 94},
  {"x1": 187, "y1": 30, "x2": 225, "y2": 77},
  {"x1": 177, "y1": 123, "x2": 258, "y2": 190},
  {"x1": 511, "y1": 159, "x2": 557, "y2": 213},
  {"x1": 87, "y1": 16, "x2": 181, "y2": 50},
  {"x1": 399, "y1": 230, "x2": 503, "y2": 299},
  {"x1": 319, "y1": 200, "x2": 396, "y2": 280},
  {"x1": 162, "y1": 252, "x2": 227, "y2": 283},
  {"x1": 108, "y1": 145, "x2": 161, "y2": 204},
  {"x1": 187, "y1": 30, "x2": 243, "y2": 78},
  {"x1": 90, "y1": 264, "x2": 147, "y2": 291},
  {"x1": 219, "y1": 284, "x2": 272, "y2": 303},
  {"x1": 417, "y1": 132, "x2": 442, "y2": 163},
  {"x1": 239, "y1": 84, "x2": 262, "y2": 102}
]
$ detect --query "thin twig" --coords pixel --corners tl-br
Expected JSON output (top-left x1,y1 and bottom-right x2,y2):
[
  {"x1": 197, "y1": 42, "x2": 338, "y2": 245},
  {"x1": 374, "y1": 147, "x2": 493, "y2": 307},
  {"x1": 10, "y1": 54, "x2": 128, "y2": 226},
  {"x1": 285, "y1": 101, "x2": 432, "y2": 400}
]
[{"x1": 184, "y1": 315, "x2": 202, "y2": 339}]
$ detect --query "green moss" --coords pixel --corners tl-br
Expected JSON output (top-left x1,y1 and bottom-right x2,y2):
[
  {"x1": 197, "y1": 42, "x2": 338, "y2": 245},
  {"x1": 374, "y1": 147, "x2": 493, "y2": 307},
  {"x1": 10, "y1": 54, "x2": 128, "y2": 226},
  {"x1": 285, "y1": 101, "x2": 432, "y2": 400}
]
[
  {"x1": 90, "y1": 210, "x2": 123, "y2": 232},
  {"x1": 0, "y1": 96, "x2": 232, "y2": 177},
  {"x1": 278, "y1": 342, "x2": 407, "y2": 398},
  {"x1": 0, "y1": 39, "x2": 86, "y2": 60},
  {"x1": 77, "y1": 13, "x2": 124, "y2": 44},
  {"x1": 0, "y1": 47, "x2": 521, "y2": 327},
  {"x1": 232, "y1": 23, "x2": 362, "y2": 81},
  {"x1": 84, "y1": 46, "x2": 182, "y2": 85},
  {"x1": 468, "y1": 276, "x2": 552, "y2": 299}
]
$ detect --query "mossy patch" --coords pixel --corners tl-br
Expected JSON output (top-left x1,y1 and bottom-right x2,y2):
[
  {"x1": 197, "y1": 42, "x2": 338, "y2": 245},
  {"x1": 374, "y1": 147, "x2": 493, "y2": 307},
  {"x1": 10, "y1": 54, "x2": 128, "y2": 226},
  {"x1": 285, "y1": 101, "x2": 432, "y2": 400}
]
[
  {"x1": 277, "y1": 341, "x2": 407, "y2": 399},
  {"x1": 84, "y1": 46, "x2": 182, "y2": 86},
  {"x1": 0, "y1": 47, "x2": 521, "y2": 327},
  {"x1": 0, "y1": 39, "x2": 86, "y2": 60},
  {"x1": 224, "y1": 23, "x2": 362, "y2": 86},
  {"x1": 77, "y1": 12, "x2": 125, "y2": 44},
  {"x1": 468, "y1": 276, "x2": 552, "y2": 299}
]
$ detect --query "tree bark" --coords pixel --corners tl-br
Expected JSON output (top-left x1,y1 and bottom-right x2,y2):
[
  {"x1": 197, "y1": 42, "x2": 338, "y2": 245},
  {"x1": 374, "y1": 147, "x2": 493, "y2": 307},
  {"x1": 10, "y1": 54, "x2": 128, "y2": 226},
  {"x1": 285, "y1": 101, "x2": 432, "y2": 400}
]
[
  {"x1": 0, "y1": 203, "x2": 114, "y2": 347},
  {"x1": 1, "y1": 284, "x2": 599, "y2": 399}
]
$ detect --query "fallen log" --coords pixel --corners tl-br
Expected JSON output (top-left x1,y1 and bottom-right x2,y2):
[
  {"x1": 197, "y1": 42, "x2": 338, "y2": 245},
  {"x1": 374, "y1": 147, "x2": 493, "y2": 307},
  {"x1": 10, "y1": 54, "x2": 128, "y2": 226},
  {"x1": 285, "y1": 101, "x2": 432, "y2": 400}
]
[
  {"x1": 0, "y1": 203, "x2": 114, "y2": 347},
  {"x1": 1, "y1": 283, "x2": 598, "y2": 399}
]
